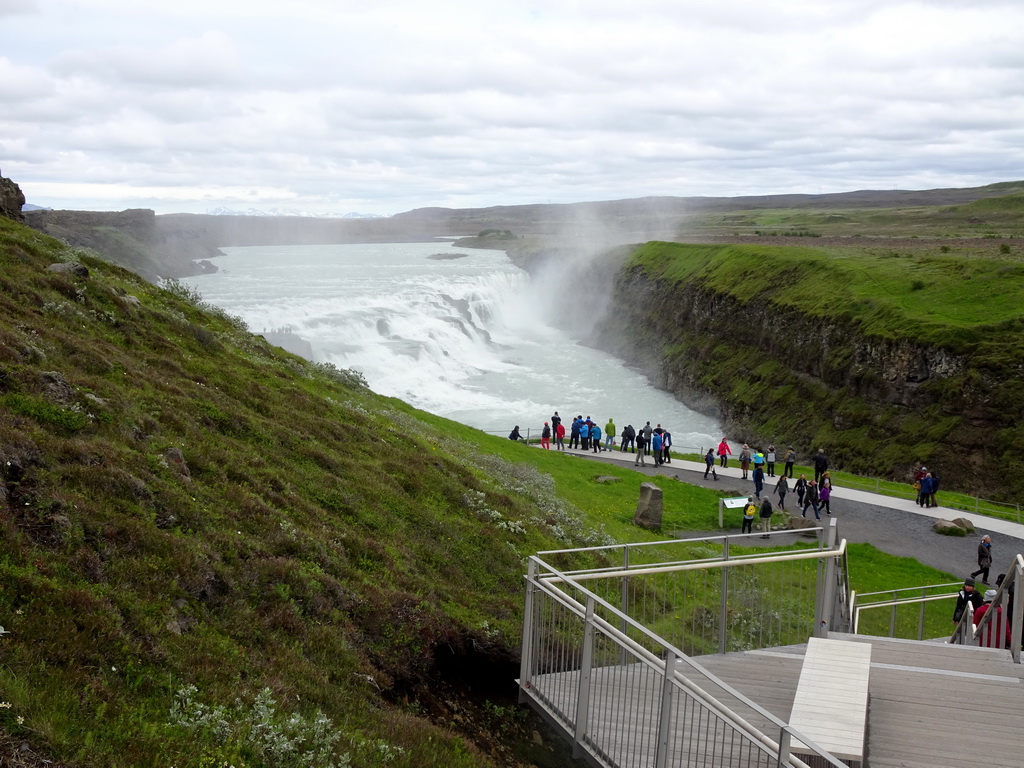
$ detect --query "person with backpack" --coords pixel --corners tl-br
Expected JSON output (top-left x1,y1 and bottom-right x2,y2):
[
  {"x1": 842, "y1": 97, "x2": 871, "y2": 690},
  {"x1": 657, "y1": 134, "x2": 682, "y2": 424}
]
[
  {"x1": 540, "y1": 422, "x2": 551, "y2": 449},
  {"x1": 783, "y1": 446, "x2": 797, "y2": 478},
  {"x1": 742, "y1": 496, "x2": 757, "y2": 534},
  {"x1": 554, "y1": 421, "x2": 566, "y2": 451},
  {"x1": 651, "y1": 430, "x2": 663, "y2": 466},
  {"x1": 589, "y1": 422, "x2": 602, "y2": 453}
]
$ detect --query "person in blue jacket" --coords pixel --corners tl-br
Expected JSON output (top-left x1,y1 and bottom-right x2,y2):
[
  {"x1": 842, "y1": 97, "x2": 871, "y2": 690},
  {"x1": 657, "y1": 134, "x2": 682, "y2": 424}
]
[
  {"x1": 580, "y1": 418, "x2": 590, "y2": 450},
  {"x1": 590, "y1": 423, "x2": 602, "y2": 453},
  {"x1": 651, "y1": 431, "x2": 663, "y2": 466},
  {"x1": 570, "y1": 416, "x2": 581, "y2": 449}
]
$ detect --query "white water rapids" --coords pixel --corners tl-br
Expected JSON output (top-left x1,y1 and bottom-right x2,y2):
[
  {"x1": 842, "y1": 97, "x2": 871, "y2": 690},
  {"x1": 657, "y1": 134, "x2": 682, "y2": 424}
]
[{"x1": 183, "y1": 242, "x2": 721, "y2": 450}]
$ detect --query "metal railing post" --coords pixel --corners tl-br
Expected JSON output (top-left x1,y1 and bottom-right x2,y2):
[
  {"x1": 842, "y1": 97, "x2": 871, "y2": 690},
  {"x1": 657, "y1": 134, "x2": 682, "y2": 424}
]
[
  {"x1": 1012, "y1": 563, "x2": 1023, "y2": 663},
  {"x1": 820, "y1": 552, "x2": 838, "y2": 637},
  {"x1": 814, "y1": 556, "x2": 827, "y2": 638},
  {"x1": 918, "y1": 587, "x2": 927, "y2": 640},
  {"x1": 777, "y1": 727, "x2": 792, "y2": 767},
  {"x1": 573, "y1": 596, "x2": 597, "y2": 757},
  {"x1": 654, "y1": 650, "x2": 677, "y2": 768},
  {"x1": 518, "y1": 558, "x2": 538, "y2": 700},
  {"x1": 620, "y1": 546, "x2": 630, "y2": 665},
  {"x1": 889, "y1": 591, "x2": 897, "y2": 637},
  {"x1": 720, "y1": 539, "x2": 729, "y2": 653}
]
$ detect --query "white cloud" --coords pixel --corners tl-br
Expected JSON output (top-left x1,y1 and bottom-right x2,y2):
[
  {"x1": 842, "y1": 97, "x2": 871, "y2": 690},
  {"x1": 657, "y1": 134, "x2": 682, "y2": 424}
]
[{"x1": 2, "y1": 0, "x2": 1023, "y2": 214}]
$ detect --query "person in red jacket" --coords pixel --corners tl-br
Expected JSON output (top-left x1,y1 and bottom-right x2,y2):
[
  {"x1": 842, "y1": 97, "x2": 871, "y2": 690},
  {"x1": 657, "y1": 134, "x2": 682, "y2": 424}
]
[
  {"x1": 554, "y1": 421, "x2": 565, "y2": 451},
  {"x1": 717, "y1": 438, "x2": 731, "y2": 468},
  {"x1": 974, "y1": 589, "x2": 1011, "y2": 648}
]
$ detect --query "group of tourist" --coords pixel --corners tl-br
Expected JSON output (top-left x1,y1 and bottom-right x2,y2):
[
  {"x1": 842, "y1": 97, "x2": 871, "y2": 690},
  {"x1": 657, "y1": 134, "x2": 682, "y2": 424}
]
[
  {"x1": 954, "y1": 535, "x2": 1015, "y2": 649},
  {"x1": 512, "y1": 413, "x2": 676, "y2": 466},
  {"x1": 912, "y1": 466, "x2": 941, "y2": 507}
]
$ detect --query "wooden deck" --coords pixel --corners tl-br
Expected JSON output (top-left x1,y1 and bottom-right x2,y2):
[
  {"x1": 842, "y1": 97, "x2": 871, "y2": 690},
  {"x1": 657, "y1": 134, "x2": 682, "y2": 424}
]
[
  {"x1": 525, "y1": 634, "x2": 1024, "y2": 767},
  {"x1": 695, "y1": 633, "x2": 1024, "y2": 768}
]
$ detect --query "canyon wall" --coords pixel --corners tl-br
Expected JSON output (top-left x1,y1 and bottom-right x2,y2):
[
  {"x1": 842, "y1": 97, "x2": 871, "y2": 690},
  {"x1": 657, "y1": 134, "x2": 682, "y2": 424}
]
[{"x1": 521, "y1": 240, "x2": 1022, "y2": 498}]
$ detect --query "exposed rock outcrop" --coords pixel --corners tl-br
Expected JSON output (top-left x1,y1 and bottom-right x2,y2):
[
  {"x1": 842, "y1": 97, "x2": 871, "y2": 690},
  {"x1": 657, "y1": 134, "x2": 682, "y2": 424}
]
[{"x1": 0, "y1": 171, "x2": 26, "y2": 222}]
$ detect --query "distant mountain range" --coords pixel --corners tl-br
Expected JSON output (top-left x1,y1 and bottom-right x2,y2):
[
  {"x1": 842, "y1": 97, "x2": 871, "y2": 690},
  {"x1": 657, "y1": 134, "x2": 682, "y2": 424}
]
[{"x1": 206, "y1": 206, "x2": 386, "y2": 219}]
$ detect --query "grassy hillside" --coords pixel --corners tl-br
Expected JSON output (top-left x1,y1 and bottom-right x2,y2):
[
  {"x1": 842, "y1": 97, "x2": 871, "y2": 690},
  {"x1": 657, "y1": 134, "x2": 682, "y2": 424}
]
[{"x1": 0, "y1": 216, "x2": 961, "y2": 767}]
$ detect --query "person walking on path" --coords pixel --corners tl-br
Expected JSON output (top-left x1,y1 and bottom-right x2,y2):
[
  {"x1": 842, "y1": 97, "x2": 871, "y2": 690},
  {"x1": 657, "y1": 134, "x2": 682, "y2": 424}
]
[
  {"x1": 971, "y1": 535, "x2": 993, "y2": 584},
  {"x1": 717, "y1": 438, "x2": 731, "y2": 468},
  {"x1": 775, "y1": 474, "x2": 789, "y2": 510},
  {"x1": 540, "y1": 422, "x2": 551, "y2": 450},
  {"x1": 634, "y1": 431, "x2": 648, "y2": 466},
  {"x1": 813, "y1": 449, "x2": 829, "y2": 484},
  {"x1": 759, "y1": 496, "x2": 774, "y2": 538},
  {"x1": 742, "y1": 496, "x2": 756, "y2": 534},
  {"x1": 739, "y1": 444, "x2": 752, "y2": 480},
  {"x1": 766, "y1": 445, "x2": 777, "y2": 477},
  {"x1": 661, "y1": 430, "x2": 672, "y2": 464},
  {"x1": 554, "y1": 421, "x2": 565, "y2": 451},
  {"x1": 819, "y1": 480, "x2": 832, "y2": 515},
  {"x1": 953, "y1": 578, "x2": 983, "y2": 625},
  {"x1": 794, "y1": 474, "x2": 808, "y2": 508},
  {"x1": 651, "y1": 431, "x2": 663, "y2": 466},
  {"x1": 704, "y1": 449, "x2": 718, "y2": 480},
  {"x1": 621, "y1": 424, "x2": 636, "y2": 453},
  {"x1": 753, "y1": 464, "x2": 765, "y2": 499},
  {"x1": 589, "y1": 423, "x2": 602, "y2": 453},
  {"x1": 603, "y1": 418, "x2": 616, "y2": 451},
  {"x1": 928, "y1": 471, "x2": 941, "y2": 508},
  {"x1": 783, "y1": 446, "x2": 796, "y2": 478},
  {"x1": 802, "y1": 479, "x2": 821, "y2": 520}
]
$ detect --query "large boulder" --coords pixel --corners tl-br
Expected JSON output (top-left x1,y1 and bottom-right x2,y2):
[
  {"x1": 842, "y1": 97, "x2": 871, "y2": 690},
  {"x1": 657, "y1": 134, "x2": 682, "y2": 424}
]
[{"x1": 633, "y1": 482, "x2": 663, "y2": 530}]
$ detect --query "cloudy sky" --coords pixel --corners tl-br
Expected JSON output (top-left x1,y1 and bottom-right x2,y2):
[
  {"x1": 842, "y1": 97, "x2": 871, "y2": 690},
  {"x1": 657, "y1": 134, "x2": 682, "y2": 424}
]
[{"x1": 2, "y1": 0, "x2": 1023, "y2": 215}]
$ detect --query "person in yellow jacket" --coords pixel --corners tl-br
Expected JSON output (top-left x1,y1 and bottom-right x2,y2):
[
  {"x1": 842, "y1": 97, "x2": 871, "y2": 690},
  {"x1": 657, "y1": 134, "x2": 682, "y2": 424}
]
[{"x1": 603, "y1": 419, "x2": 616, "y2": 451}]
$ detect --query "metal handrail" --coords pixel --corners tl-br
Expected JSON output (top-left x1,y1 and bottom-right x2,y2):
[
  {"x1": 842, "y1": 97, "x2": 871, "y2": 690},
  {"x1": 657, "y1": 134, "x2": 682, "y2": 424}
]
[{"x1": 521, "y1": 538, "x2": 851, "y2": 767}]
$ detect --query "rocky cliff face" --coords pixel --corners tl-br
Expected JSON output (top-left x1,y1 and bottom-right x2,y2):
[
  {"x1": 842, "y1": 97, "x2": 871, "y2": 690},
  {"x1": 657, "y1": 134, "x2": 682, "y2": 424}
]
[
  {"x1": 0, "y1": 172, "x2": 26, "y2": 221},
  {"x1": 587, "y1": 262, "x2": 1015, "y2": 497}
]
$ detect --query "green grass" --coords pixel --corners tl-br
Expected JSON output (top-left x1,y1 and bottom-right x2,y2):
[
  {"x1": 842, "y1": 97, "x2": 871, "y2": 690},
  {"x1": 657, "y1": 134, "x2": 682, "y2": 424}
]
[{"x1": 627, "y1": 241, "x2": 1024, "y2": 348}]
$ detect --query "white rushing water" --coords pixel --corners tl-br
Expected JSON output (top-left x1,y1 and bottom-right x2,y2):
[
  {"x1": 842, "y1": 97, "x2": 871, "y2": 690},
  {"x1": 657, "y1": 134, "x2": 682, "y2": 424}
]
[{"x1": 183, "y1": 242, "x2": 721, "y2": 450}]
